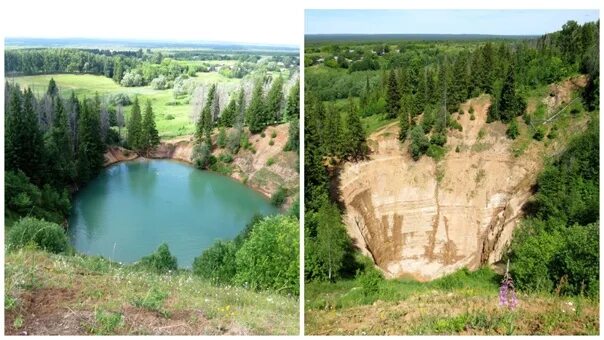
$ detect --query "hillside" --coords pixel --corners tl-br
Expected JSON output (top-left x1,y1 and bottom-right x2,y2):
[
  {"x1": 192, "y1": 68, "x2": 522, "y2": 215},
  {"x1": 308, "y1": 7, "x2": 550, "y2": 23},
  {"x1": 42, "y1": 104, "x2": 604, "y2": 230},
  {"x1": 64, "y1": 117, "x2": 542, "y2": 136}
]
[
  {"x1": 339, "y1": 76, "x2": 589, "y2": 281},
  {"x1": 104, "y1": 122, "x2": 299, "y2": 206},
  {"x1": 4, "y1": 249, "x2": 298, "y2": 335}
]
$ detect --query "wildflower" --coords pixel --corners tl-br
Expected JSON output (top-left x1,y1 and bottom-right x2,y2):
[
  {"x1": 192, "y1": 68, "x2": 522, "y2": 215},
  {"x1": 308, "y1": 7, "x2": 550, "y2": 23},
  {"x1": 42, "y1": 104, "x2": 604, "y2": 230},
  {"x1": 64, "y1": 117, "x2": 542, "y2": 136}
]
[{"x1": 499, "y1": 259, "x2": 518, "y2": 310}]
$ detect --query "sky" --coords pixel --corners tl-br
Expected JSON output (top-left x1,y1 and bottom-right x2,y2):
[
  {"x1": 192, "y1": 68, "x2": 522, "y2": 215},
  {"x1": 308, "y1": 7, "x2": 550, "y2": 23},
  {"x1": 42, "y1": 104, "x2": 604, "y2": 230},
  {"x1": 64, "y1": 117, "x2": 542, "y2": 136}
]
[
  {"x1": 0, "y1": 0, "x2": 301, "y2": 46},
  {"x1": 305, "y1": 9, "x2": 600, "y2": 35}
]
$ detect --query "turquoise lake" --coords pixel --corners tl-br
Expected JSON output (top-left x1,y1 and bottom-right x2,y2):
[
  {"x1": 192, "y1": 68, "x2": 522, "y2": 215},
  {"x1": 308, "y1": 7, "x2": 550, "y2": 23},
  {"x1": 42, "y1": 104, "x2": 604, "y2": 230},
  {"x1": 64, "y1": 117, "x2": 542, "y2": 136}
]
[{"x1": 68, "y1": 159, "x2": 277, "y2": 267}]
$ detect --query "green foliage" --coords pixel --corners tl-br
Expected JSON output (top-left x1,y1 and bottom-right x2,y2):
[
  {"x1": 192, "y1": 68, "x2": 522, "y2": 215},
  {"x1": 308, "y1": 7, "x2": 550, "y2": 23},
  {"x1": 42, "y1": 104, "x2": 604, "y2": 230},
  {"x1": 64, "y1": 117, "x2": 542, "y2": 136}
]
[
  {"x1": 217, "y1": 127, "x2": 227, "y2": 148},
  {"x1": 132, "y1": 287, "x2": 170, "y2": 316},
  {"x1": 506, "y1": 119, "x2": 519, "y2": 139},
  {"x1": 426, "y1": 144, "x2": 446, "y2": 161},
  {"x1": 7, "y1": 217, "x2": 69, "y2": 254},
  {"x1": 193, "y1": 240, "x2": 238, "y2": 285},
  {"x1": 192, "y1": 142, "x2": 215, "y2": 170},
  {"x1": 235, "y1": 215, "x2": 299, "y2": 294},
  {"x1": 509, "y1": 119, "x2": 599, "y2": 297},
  {"x1": 140, "y1": 100, "x2": 160, "y2": 153},
  {"x1": 247, "y1": 80, "x2": 267, "y2": 134},
  {"x1": 88, "y1": 310, "x2": 124, "y2": 335},
  {"x1": 139, "y1": 243, "x2": 178, "y2": 274},
  {"x1": 357, "y1": 267, "x2": 383, "y2": 298},
  {"x1": 532, "y1": 126, "x2": 545, "y2": 141},
  {"x1": 270, "y1": 186, "x2": 288, "y2": 207},
  {"x1": 409, "y1": 125, "x2": 429, "y2": 161}
]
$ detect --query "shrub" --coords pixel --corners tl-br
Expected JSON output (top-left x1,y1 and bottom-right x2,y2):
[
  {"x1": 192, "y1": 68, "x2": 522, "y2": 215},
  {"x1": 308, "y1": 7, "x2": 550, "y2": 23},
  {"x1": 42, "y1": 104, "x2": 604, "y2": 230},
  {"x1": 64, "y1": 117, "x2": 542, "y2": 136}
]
[
  {"x1": 426, "y1": 144, "x2": 446, "y2": 161},
  {"x1": 192, "y1": 240, "x2": 237, "y2": 284},
  {"x1": 217, "y1": 127, "x2": 227, "y2": 148},
  {"x1": 533, "y1": 126, "x2": 545, "y2": 141},
  {"x1": 271, "y1": 131, "x2": 277, "y2": 138},
  {"x1": 506, "y1": 120, "x2": 519, "y2": 139},
  {"x1": 120, "y1": 71, "x2": 143, "y2": 87},
  {"x1": 164, "y1": 114, "x2": 175, "y2": 120},
  {"x1": 266, "y1": 157, "x2": 276, "y2": 166},
  {"x1": 150, "y1": 75, "x2": 170, "y2": 90},
  {"x1": 469, "y1": 105, "x2": 475, "y2": 114},
  {"x1": 192, "y1": 142, "x2": 215, "y2": 170},
  {"x1": 260, "y1": 132, "x2": 266, "y2": 138},
  {"x1": 7, "y1": 217, "x2": 69, "y2": 253},
  {"x1": 235, "y1": 215, "x2": 299, "y2": 294},
  {"x1": 470, "y1": 113, "x2": 476, "y2": 121},
  {"x1": 357, "y1": 267, "x2": 383, "y2": 298},
  {"x1": 449, "y1": 119, "x2": 463, "y2": 131},
  {"x1": 108, "y1": 93, "x2": 131, "y2": 106},
  {"x1": 269, "y1": 139, "x2": 275, "y2": 146},
  {"x1": 139, "y1": 243, "x2": 177, "y2": 274},
  {"x1": 219, "y1": 153, "x2": 233, "y2": 163},
  {"x1": 409, "y1": 126, "x2": 430, "y2": 161},
  {"x1": 455, "y1": 145, "x2": 461, "y2": 153},
  {"x1": 430, "y1": 133, "x2": 447, "y2": 147},
  {"x1": 270, "y1": 186, "x2": 288, "y2": 207}
]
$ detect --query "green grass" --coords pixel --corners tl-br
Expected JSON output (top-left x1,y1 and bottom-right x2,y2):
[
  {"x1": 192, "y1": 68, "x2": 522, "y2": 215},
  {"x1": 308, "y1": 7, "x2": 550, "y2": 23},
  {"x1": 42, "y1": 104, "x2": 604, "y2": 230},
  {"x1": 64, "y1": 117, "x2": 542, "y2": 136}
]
[
  {"x1": 362, "y1": 114, "x2": 397, "y2": 135},
  {"x1": 305, "y1": 267, "x2": 599, "y2": 335},
  {"x1": 4, "y1": 248, "x2": 298, "y2": 335},
  {"x1": 7, "y1": 72, "x2": 241, "y2": 139}
]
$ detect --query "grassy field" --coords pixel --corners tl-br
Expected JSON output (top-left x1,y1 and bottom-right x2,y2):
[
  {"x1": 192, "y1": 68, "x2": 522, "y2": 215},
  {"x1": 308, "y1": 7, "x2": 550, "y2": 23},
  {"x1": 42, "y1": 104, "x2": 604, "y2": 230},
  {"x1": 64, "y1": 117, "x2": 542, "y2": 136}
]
[
  {"x1": 4, "y1": 248, "x2": 298, "y2": 335},
  {"x1": 7, "y1": 72, "x2": 241, "y2": 139},
  {"x1": 305, "y1": 268, "x2": 599, "y2": 335}
]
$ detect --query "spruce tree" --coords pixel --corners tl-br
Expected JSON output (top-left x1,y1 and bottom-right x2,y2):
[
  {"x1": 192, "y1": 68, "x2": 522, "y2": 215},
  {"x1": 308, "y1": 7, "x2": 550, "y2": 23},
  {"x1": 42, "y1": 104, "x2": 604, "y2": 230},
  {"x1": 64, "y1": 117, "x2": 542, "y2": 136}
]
[
  {"x1": 285, "y1": 81, "x2": 300, "y2": 120},
  {"x1": 386, "y1": 69, "x2": 400, "y2": 119},
  {"x1": 47, "y1": 78, "x2": 58, "y2": 97},
  {"x1": 141, "y1": 100, "x2": 160, "y2": 154},
  {"x1": 220, "y1": 96, "x2": 237, "y2": 127},
  {"x1": 247, "y1": 80, "x2": 266, "y2": 134},
  {"x1": 266, "y1": 76, "x2": 284, "y2": 123},
  {"x1": 46, "y1": 97, "x2": 75, "y2": 186},
  {"x1": 77, "y1": 98, "x2": 105, "y2": 183},
  {"x1": 196, "y1": 85, "x2": 216, "y2": 143},
  {"x1": 344, "y1": 97, "x2": 367, "y2": 160},
  {"x1": 127, "y1": 97, "x2": 142, "y2": 150}
]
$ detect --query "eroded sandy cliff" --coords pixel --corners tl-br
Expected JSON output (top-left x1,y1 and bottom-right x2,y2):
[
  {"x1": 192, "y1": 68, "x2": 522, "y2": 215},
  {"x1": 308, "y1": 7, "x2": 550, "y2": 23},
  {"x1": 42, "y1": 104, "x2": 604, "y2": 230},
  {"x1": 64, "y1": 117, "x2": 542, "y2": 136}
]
[{"x1": 339, "y1": 78, "x2": 587, "y2": 281}]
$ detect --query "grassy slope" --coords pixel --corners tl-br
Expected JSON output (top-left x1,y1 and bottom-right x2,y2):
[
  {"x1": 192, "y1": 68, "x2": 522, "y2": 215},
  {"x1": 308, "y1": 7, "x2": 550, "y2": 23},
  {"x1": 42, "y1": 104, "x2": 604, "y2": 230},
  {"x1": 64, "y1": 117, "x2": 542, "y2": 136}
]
[
  {"x1": 5, "y1": 248, "x2": 298, "y2": 335},
  {"x1": 305, "y1": 268, "x2": 598, "y2": 335},
  {"x1": 7, "y1": 72, "x2": 241, "y2": 139}
]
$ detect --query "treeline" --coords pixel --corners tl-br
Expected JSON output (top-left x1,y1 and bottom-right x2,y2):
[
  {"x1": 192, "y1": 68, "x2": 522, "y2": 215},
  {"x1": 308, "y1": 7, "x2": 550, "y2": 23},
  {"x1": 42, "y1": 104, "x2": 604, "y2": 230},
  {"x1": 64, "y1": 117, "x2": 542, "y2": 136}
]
[
  {"x1": 192, "y1": 76, "x2": 300, "y2": 171},
  {"x1": 5, "y1": 80, "x2": 106, "y2": 224},
  {"x1": 508, "y1": 116, "x2": 599, "y2": 297},
  {"x1": 306, "y1": 20, "x2": 599, "y2": 110},
  {"x1": 304, "y1": 92, "x2": 369, "y2": 281}
]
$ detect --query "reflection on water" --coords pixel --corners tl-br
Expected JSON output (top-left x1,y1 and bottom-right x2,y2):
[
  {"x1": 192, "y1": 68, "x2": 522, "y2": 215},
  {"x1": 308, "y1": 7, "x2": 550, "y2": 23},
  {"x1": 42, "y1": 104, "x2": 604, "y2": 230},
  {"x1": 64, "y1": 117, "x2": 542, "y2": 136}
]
[{"x1": 68, "y1": 159, "x2": 277, "y2": 267}]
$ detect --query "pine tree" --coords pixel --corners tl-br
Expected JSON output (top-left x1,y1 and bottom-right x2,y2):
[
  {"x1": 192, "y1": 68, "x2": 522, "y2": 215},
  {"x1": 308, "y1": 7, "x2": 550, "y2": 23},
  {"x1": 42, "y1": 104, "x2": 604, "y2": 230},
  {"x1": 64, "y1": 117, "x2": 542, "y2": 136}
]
[
  {"x1": 5, "y1": 87, "x2": 46, "y2": 184},
  {"x1": 399, "y1": 100, "x2": 411, "y2": 142},
  {"x1": 285, "y1": 81, "x2": 300, "y2": 120},
  {"x1": 47, "y1": 78, "x2": 58, "y2": 97},
  {"x1": 113, "y1": 58, "x2": 123, "y2": 83},
  {"x1": 499, "y1": 66, "x2": 526, "y2": 122},
  {"x1": 46, "y1": 97, "x2": 75, "y2": 186},
  {"x1": 266, "y1": 76, "x2": 284, "y2": 123},
  {"x1": 141, "y1": 100, "x2": 160, "y2": 154},
  {"x1": 324, "y1": 104, "x2": 343, "y2": 157},
  {"x1": 344, "y1": 97, "x2": 367, "y2": 160},
  {"x1": 386, "y1": 69, "x2": 400, "y2": 118},
  {"x1": 77, "y1": 98, "x2": 105, "y2": 183},
  {"x1": 196, "y1": 85, "x2": 215, "y2": 144},
  {"x1": 220, "y1": 96, "x2": 237, "y2": 127},
  {"x1": 127, "y1": 97, "x2": 142, "y2": 150},
  {"x1": 247, "y1": 80, "x2": 266, "y2": 134}
]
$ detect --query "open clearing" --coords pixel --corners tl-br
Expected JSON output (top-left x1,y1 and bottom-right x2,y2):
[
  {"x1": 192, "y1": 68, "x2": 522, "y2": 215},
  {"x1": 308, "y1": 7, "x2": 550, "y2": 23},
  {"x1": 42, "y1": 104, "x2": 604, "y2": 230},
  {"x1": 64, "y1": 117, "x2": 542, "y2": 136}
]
[{"x1": 8, "y1": 72, "x2": 241, "y2": 138}]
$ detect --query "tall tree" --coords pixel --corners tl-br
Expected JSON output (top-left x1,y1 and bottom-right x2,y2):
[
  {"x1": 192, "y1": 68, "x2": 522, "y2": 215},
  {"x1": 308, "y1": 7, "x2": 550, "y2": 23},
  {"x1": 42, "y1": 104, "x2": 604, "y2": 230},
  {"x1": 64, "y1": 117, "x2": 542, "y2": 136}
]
[
  {"x1": 196, "y1": 85, "x2": 216, "y2": 143},
  {"x1": 141, "y1": 100, "x2": 160, "y2": 155},
  {"x1": 499, "y1": 66, "x2": 526, "y2": 122},
  {"x1": 386, "y1": 69, "x2": 401, "y2": 118},
  {"x1": 247, "y1": 80, "x2": 266, "y2": 134},
  {"x1": 5, "y1": 87, "x2": 46, "y2": 184},
  {"x1": 46, "y1": 96, "x2": 75, "y2": 186},
  {"x1": 285, "y1": 80, "x2": 300, "y2": 120},
  {"x1": 127, "y1": 97, "x2": 142, "y2": 149},
  {"x1": 77, "y1": 98, "x2": 105, "y2": 183},
  {"x1": 47, "y1": 78, "x2": 58, "y2": 97},
  {"x1": 344, "y1": 97, "x2": 367, "y2": 160},
  {"x1": 220, "y1": 95, "x2": 237, "y2": 127},
  {"x1": 266, "y1": 76, "x2": 284, "y2": 123},
  {"x1": 314, "y1": 202, "x2": 350, "y2": 281}
]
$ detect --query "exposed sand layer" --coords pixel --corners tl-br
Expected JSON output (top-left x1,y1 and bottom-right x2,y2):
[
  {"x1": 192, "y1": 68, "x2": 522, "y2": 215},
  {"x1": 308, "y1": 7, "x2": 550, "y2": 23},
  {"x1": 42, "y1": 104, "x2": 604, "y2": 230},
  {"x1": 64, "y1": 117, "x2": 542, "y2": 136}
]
[
  {"x1": 339, "y1": 77, "x2": 587, "y2": 281},
  {"x1": 103, "y1": 123, "x2": 298, "y2": 205}
]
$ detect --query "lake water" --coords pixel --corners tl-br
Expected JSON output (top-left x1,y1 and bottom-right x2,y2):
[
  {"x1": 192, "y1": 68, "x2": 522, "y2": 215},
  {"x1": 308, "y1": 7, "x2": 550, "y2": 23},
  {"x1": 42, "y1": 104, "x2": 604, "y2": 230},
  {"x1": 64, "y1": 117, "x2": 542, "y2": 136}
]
[{"x1": 68, "y1": 159, "x2": 278, "y2": 267}]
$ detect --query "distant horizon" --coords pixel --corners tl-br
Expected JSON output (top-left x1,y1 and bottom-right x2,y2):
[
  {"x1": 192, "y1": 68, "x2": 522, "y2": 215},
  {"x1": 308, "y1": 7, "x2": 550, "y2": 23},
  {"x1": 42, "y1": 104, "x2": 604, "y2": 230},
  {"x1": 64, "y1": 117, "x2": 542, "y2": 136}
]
[
  {"x1": 305, "y1": 10, "x2": 599, "y2": 36},
  {"x1": 4, "y1": 37, "x2": 299, "y2": 51}
]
